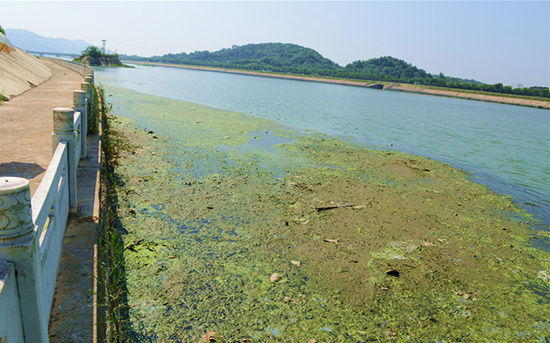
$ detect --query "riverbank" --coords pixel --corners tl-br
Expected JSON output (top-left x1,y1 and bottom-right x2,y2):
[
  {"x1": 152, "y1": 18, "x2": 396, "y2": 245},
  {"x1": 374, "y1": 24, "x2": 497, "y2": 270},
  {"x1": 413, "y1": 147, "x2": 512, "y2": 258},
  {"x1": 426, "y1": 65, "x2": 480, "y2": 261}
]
[
  {"x1": 123, "y1": 60, "x2": 550, "y2": 109},
  {"x1": 105, "y1": 85, "x2": 550, "y2": 341}
]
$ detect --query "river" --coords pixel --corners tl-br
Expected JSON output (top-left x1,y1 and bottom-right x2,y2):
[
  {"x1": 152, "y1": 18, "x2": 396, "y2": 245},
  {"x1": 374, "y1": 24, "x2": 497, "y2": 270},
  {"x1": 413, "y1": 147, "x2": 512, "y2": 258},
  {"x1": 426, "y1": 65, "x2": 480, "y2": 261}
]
[
  {"x1": 94, "y1": 64, "x2": 550, "y2": 340},
  {"x1": 95, "y1": 64, "x2": 550, "y2": 231}
]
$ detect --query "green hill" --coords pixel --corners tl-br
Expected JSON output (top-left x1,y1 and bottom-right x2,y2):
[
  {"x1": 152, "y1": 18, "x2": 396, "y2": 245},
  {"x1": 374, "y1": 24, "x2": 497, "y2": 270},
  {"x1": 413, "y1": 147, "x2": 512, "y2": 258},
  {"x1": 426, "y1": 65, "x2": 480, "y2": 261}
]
[{"x1": 136, "y1": 43, "x2": 340, "y2": 74}]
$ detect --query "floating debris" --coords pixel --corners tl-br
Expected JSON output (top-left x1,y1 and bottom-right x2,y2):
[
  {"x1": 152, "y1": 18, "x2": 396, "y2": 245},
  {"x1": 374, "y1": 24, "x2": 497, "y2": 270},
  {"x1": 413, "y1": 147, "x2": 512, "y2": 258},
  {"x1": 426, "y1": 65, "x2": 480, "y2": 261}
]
[
  {"x1": 270, "y1": 273, "x2": 282, "y2": 283},
  {"x1": 323, "y1": 239, "x2": 339, "y2": 244}
]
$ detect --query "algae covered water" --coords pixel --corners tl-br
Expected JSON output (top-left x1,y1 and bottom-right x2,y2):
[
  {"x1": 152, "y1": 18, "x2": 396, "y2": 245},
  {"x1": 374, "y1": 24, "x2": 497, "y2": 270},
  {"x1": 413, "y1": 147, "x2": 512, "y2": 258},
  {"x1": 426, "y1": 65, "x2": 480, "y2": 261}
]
[
  {"x1": 101, "y1": 84, "x2": 549, "y2": 341},
  {"x1": 96, "y1": 65, "x2": 550, "y2": 230}
]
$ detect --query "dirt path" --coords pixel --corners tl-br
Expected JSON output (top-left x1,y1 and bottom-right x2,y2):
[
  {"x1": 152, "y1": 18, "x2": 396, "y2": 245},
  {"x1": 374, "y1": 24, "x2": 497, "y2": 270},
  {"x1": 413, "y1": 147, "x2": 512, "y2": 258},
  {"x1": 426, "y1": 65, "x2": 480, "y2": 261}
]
[{"x1": 0, "y1": 59, "x2": 84, "y2": 194}]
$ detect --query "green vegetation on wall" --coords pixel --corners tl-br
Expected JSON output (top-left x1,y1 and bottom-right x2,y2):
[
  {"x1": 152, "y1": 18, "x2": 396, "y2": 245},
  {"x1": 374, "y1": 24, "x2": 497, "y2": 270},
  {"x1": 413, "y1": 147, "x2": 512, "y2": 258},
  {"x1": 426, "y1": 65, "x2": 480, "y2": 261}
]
[
  {"x1": 121, "y1": 43, "x2": 550, "y2": 99},
  {"x1": 0, "y1": 25, "x2": 5, "y2": 35}
]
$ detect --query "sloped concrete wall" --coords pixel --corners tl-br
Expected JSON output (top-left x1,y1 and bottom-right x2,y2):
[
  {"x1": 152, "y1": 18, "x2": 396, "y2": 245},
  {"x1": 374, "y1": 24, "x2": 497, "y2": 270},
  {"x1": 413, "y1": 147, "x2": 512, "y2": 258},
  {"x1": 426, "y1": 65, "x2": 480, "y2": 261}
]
[{"x1": 0, "y1": 39, "x2": 52, "y2": 99}]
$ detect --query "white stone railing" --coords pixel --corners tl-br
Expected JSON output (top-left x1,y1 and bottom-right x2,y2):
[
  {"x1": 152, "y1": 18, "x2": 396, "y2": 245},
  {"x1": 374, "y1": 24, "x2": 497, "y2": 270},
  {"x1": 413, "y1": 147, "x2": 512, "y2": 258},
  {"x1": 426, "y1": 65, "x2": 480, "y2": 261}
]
[{"x1": 0, "y1": 71, "x2": 95, "y2": 342}]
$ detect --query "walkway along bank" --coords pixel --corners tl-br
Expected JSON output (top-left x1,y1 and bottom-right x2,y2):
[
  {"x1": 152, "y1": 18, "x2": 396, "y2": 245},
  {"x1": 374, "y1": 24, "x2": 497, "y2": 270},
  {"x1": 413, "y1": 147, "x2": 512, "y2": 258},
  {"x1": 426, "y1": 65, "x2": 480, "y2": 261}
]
[{"x1": 0, "y1": 68, "x2": 97, "y2": 342}]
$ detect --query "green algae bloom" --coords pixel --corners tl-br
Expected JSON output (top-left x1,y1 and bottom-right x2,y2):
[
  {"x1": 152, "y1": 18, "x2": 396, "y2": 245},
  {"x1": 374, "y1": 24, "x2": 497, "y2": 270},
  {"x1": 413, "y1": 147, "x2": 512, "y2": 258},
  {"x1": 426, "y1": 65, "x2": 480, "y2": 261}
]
[{"x1": 104, "y1": 86, "x2": 550, "y2": 341}]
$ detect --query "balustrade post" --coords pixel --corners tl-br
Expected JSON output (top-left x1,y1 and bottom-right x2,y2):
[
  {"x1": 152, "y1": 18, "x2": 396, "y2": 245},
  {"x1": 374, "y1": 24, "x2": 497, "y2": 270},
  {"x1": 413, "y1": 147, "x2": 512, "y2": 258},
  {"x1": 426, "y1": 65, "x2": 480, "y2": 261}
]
[
  {"x1": 0, "y1": 177, "x2": 48, "y2": 342},
  {"x1": 52, "y1": 108, "x2": 78, "y2": 212},
  {"x1": 73, "y1": 90, "x2": 87, "y2": 158}
]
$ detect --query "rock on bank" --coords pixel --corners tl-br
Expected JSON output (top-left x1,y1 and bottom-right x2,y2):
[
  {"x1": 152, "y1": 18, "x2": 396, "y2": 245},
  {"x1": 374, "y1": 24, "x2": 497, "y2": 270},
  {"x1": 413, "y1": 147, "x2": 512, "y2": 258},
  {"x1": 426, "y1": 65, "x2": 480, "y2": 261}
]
[{"x1": 0, "y1": 33, "x2": 52, "y2": 99}]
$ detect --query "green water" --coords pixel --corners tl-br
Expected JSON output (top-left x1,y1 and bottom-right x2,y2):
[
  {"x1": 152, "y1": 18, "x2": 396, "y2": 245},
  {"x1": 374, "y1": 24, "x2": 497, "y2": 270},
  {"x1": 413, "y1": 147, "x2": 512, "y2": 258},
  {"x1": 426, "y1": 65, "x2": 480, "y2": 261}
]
[{"x1": 96, "y1": 65, "x2": 550, "y2": 230}]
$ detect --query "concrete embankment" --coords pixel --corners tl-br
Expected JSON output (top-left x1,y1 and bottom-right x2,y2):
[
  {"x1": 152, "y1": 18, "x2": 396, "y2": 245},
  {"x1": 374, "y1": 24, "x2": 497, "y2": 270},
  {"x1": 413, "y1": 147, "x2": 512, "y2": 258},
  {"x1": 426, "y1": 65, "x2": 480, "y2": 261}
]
[{"x1": 0, "y1": 37, "x2": 52, "y2": 99}]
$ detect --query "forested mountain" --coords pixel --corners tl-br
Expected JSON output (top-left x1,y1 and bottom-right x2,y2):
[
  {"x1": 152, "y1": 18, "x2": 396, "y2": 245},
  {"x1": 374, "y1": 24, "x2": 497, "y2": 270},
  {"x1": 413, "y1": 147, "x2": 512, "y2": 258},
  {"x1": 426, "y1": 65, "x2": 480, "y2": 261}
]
[{"x1": 122, "y1": 43, "x2": 549, "y2": 98}]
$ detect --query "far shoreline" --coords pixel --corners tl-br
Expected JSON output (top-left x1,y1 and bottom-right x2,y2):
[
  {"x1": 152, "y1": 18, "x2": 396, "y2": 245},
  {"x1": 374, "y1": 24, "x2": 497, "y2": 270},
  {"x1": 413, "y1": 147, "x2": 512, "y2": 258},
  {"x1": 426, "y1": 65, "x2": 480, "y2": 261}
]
[{"x1": 122, "y1": 60, "x2": 550, "y2": 110}]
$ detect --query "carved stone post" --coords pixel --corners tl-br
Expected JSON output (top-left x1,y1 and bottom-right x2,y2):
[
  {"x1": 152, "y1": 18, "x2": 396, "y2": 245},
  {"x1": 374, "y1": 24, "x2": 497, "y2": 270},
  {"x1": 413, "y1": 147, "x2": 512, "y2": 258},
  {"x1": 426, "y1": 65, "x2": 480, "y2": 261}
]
[
  {"x1": 73, "y1": 90, "x2": 87, "y2": 158},
  {"x1": 0, "y1": 177, "x2": 48, "y2": 342},
  {"x1": 52, "y1": 108, "x2": 77, "y2": 211}
]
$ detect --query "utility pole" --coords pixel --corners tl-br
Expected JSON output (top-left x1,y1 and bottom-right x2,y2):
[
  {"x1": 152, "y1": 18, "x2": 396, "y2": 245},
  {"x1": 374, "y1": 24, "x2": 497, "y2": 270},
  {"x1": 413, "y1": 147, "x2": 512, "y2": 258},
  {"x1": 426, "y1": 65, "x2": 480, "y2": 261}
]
[{"x1": 101, "y1": 40, "x2": 106, "y2": 54}]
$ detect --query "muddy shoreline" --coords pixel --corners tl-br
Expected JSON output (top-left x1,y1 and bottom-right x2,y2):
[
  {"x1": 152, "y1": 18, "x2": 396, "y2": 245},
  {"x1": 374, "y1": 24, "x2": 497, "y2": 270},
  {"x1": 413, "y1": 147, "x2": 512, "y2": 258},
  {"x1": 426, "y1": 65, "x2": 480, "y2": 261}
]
[
  {"x1": 105, "y1": 86, "x2": 550, "y2": 341},
  {"x1": 123, "y1": 61, "x2": 550, "y2": 110}
]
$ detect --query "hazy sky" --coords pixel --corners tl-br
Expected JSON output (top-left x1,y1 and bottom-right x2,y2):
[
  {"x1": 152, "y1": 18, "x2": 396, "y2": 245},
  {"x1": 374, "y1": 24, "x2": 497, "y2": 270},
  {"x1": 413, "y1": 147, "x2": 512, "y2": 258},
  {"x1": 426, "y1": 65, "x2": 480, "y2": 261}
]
[{"x1": 2, "y1": 1, "x2": 550, "y2": 86}]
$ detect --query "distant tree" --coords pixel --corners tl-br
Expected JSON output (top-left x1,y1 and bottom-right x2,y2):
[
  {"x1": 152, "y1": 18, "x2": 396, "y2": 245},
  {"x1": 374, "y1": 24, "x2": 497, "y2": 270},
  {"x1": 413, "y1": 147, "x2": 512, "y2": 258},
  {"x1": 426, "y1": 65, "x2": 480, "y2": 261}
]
[
  {"x1": 82, "y1": 46, "x2": 103, "y2": 58},
  {"x1": 0, "y1": 25, "x2": 5, "y2": 35}
]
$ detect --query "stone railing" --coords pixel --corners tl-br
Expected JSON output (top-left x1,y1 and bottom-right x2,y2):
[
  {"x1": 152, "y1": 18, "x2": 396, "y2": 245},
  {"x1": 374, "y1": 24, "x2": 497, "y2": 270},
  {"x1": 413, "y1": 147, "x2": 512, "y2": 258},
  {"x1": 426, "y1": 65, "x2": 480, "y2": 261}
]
[{"x1": 0, "y1": 71, "x2": 95, "y2": 342}]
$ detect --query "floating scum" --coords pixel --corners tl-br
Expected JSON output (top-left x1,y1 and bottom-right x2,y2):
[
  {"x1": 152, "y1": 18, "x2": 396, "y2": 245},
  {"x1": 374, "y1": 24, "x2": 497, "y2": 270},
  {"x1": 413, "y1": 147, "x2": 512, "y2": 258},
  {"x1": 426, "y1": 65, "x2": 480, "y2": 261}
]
[
  {"x1": 104, "y1": 86, "x2": 550, "y2": 341},
  {"x1": 0, "y1": 33, "x2": 15, "y2": 53}
]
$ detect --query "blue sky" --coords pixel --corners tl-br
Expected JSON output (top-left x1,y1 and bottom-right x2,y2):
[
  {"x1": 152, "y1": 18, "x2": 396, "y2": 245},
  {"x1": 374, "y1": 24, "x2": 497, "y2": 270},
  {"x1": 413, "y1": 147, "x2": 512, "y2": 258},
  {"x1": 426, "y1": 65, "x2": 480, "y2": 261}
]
[{"x1": 2, "y1": 1, "x2": 549, "y2": 86}]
